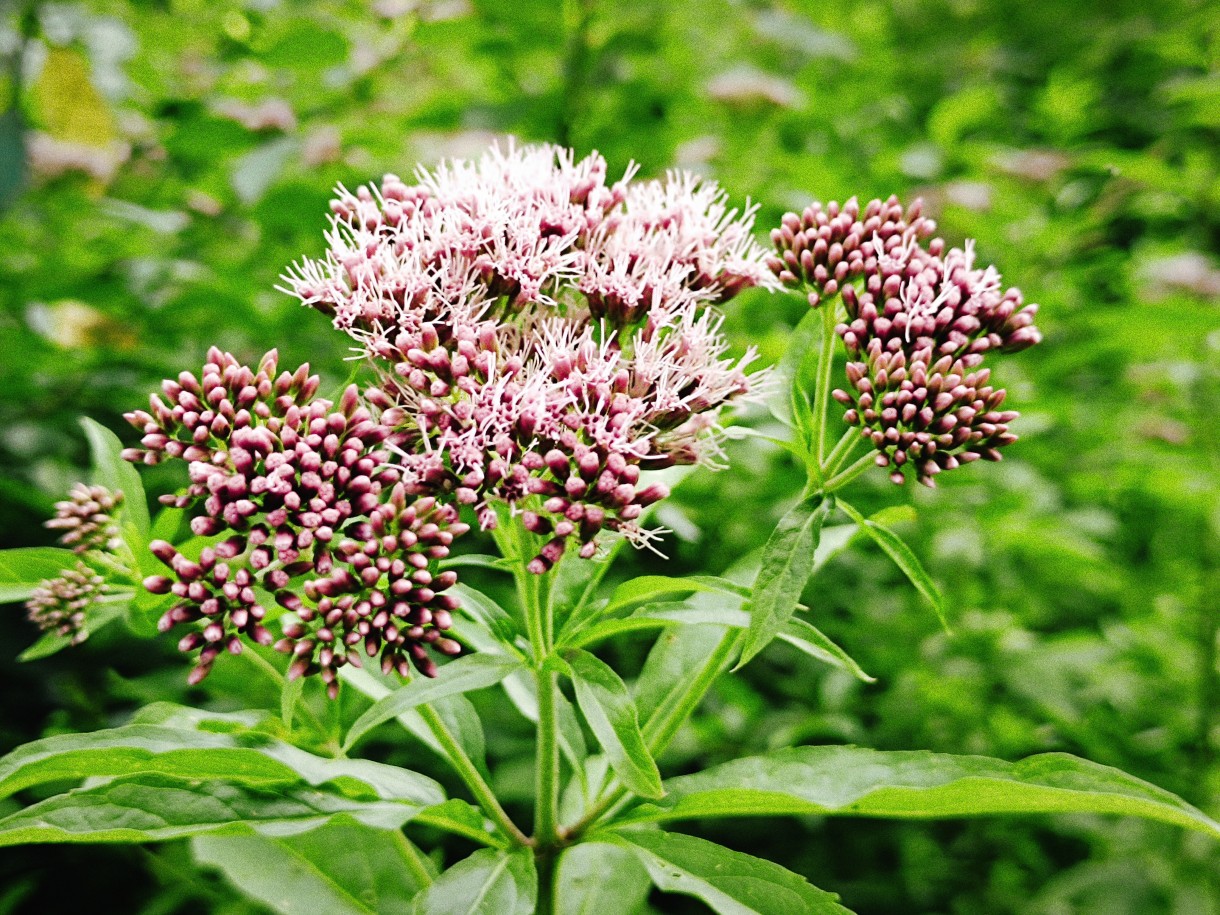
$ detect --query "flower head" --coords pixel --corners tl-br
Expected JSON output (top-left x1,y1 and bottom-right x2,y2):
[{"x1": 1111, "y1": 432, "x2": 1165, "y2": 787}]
[
  {"x1": 281, "y1": 141, "x2": 773, "y2": 567},
  {"x1": 45, "y1": 483, "x2": 125, "y2": 554},
  {"x1": 770, "y1": 196, "x2": 1042, "y2": 485},
  {"x1": 26, "y1": 562, "x2": 105, "y2": 644},
  {"x1": 126, "y1": 348, "x2": 466, "y2": 692}
]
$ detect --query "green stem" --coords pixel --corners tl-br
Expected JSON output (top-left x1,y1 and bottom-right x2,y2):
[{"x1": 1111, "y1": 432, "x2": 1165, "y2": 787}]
[
  {"x1": 813, "y1": 301, "x2": 839, "y2": 471},
  {"x1": 391, "y1": 829, "x2": 435, "y2": 887},
  {"x1": 822, "y1": 426, "x2": 862, "y2": 479},
  {"x1": 417, "y1": 704, "x2": 531, "y2": 847},
  {"x1": 536, "y1": 846, "x2": 558, "y2": 915},
  {"x1": 534, "y1": 666, "x2": 561, "y2": 847},
  {"x1": 822, "y1": 450, "x2": 877, "y2": 493}
]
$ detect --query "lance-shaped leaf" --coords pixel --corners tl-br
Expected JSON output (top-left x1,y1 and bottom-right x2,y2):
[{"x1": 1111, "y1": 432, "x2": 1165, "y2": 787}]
[
  {"x1": 194, "y1": 817, "x2": 433, "y2": 915},
  {"x1": 567, "y1": 649, "x2": 664, "y2": 800},
  {"x1": 344, "y1": 654, "x2": 523, "y2": 751},
  {"x1": 601, "y1": 829, "x2": 851, "y2": 914},
  {"x1": 409, "y1": 847, "x2": 536, "y2": 915},
  {"x1": 837, "y1": 500, "x2": 947, "y2": 629},
  {"x1": 0, "y1": 723, "x2": 443, "y2": 806},
  {"x1": 737, "y1": 494, "x2": 833, "y2": 669},
  {"x1": 599, "y1": 575, "x2": 750, "y2": 616},
  {"x1": 616, "y1": 746, "x2": 1220, "y2": 840},
  {"x1": 0, "y1": 774, "x2": 427, "y2": 846},
  {"x1": 0, "y1": 547, "x2": 78, "y2": 603}
]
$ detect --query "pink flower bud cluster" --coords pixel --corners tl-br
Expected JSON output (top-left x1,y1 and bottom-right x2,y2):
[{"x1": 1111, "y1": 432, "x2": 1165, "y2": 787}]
[
  {"x1": 45, "y1": 483, "x2": 125, "y2": 554},
  {"x1": 770, "y1": 197, "x2": 1042, "y2": 486},
  {"x1": 281, "y1": 142, "x2": 774, "y2": 567},
  {"x1": 25, "y1": 562, "x2": 105, "y2": 643},
  {"x1": 125, "y1": 348, "x2": 467, "y2": 690}
]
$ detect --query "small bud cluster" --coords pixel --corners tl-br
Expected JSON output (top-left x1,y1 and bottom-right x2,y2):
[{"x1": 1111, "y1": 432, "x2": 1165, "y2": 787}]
[
  {"x1": 25, "y1": 562, "x2": 105, "y2": 643},
  {"x1": 45, "y1": 483, "x2": 125, "y2": 554},
  {"x1": 126, "y1": 348, "x2": 467, "y2": 691},
  {"x1": 281, "y1": 142, "x2": 774, "y2": 567},
  {"x1": 770, "y1": 197, "x2": 1042, "y2": 485}
]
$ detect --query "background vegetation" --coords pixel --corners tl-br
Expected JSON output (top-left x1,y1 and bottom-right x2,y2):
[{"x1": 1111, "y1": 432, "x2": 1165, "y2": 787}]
[{"x1": 1, "y1": 0, "x2": 1217, "y2": 911}]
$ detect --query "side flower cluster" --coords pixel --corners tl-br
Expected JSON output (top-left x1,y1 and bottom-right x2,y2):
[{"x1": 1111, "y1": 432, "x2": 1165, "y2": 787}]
[
  {"x1": 281, "y1": 141, "x2": 775, "y2": 569},
  {"x1": 25, "y1": 483, "x2": 127, "y2": 643},
  {"x1": 124, "y1": 348, "x2": 466, "y2": 691},
  {"x1": 769, "y1": 196, "x2": 1042, "y2": 485}
]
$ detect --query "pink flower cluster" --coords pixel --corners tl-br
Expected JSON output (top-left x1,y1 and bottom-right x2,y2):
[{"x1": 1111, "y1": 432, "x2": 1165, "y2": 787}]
[
  {"x1": 281, "y1": 142, "x2": 774, "y2": 568},
  {"x1": 769, "y1": 196, "x2": 1042, "y2": 485},
  {"x1": 125, "y1": 348, "x2": 465, "y2": 690}
]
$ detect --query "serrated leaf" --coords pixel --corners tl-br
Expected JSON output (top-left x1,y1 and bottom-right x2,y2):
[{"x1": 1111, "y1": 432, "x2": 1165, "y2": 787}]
[
  {"x1": 343, "y1": 655, "x2": 523, "y2": 751},
  {"x1": 603, "y1": 829, "x2": 851, "y2": 914},
  {"x1": 194, "y1": 818, "x2": 429, "y2": 915},
  {"x1": 617, "y1": 746, "x2": 1220, "y2": 840},
  {"x1": 567, "y1": 649, "x2": 664, "y2": 800},
  {"x1": 0, "y1": 547, "x2": 78, "y2": 603},
  {"x1": 837, "y1": 500, "x2": 947, "y2": 630},
  {"x1": 409, "y1": 848, "x2": 536, "y2": 915},
  {"x1": 737, "y1": 494, "x2": 833, "y2": 669},
  {"x1": 81, "y1": 416, "x2": 150, "y2": 540}
]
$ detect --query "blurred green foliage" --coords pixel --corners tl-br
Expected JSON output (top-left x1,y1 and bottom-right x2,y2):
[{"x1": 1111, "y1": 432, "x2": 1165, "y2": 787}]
[{"x1": 0, "y1": 0, "x2": 1217, "y2": 912}]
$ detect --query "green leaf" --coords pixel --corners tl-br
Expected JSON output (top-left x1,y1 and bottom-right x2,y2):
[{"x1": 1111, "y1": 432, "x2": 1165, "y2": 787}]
[
  {"x1": 778, "y1": 617, "x2": 874, "y2": 683},
  {"x1": 81, "y1": 416, "x2": 150, "y2": 540},
  {"x1": 634, "y1": 624, "x2": 728, "y2": 724},
  {"x1": 603, "y1": 830, "x2": 851, "y2": 914},
  {"x1": 194, "y1": 818, "x2": 430, "y2": 915},
  {"x1": 617, "y1": 746, "x2": 1220, "y2": 840},
  {"x1": 568, "y1": 602, "x2": 871, "y2": 682},
  {"x1": 0, "y1": 547, "x2": 78, "y2": 603},
  {"x1": 600, "y1": 574, "x2": 751, "y2": 616},
  {"x1": 439, "y1": 554, "x2": 516, "y2": 573},
  {"x1": 556, "y1": 841, "x2": 652, "y2": 915},
  {"x1": 567, "y1": 601, "x2": 749, "y2": 648},
  {"x1": 344, "y1": 654, "x2": 523, "y2": 751},
  {"x1": 737, "y1": 495, "x2": 833, "y2": 669},
  {"x1": 413, "y1": 798, "x2": 501, "y2": 848},
  {"x1": 409, "y1": 848, "x2": 536, "y2": 915},
  {"x1": 17, "y1": 630, "x2": 75, "y2": 661},
  {"x1": 567, "y1": 649, "x2": 664, "y2": 800},
  {"x1": 0, "y1": 774, "x2": 423, "y2": 846},
  {"x1": 837, "y1": 500, "x2": 947, "y2": 630},
  {"x1": 0, "y1": 722, "x2": 444, "y2": 807}
]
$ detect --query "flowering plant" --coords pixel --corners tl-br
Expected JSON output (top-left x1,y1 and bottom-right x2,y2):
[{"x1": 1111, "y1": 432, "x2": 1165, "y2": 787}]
[{"x1": 2, "y1": 143, "x2": 1215, "y2": 914}]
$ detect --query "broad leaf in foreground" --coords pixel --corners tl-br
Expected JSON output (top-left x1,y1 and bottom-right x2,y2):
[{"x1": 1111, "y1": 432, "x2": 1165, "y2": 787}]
[
  {"x1": 409, "y1": 847, "x2": 536, "y2": 915},
  {"x1": 0, "y1": 774, "x2": 423, "y2": 845},
  {"x1": 194, "y1": 818, "x2": 432, "y2": 915},
  {"x1": 0, "y1": 723, "x2": 443, "y2": 805},
  {"x1": 602, "y1": 829, "x2": 851, "y2": 914},
  {"x1": 618, "y1": 746, "x2": 1220, "y2": 840},
  {"x1": 566, "y1": 649, "x2": 664, "y2": 800}
]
